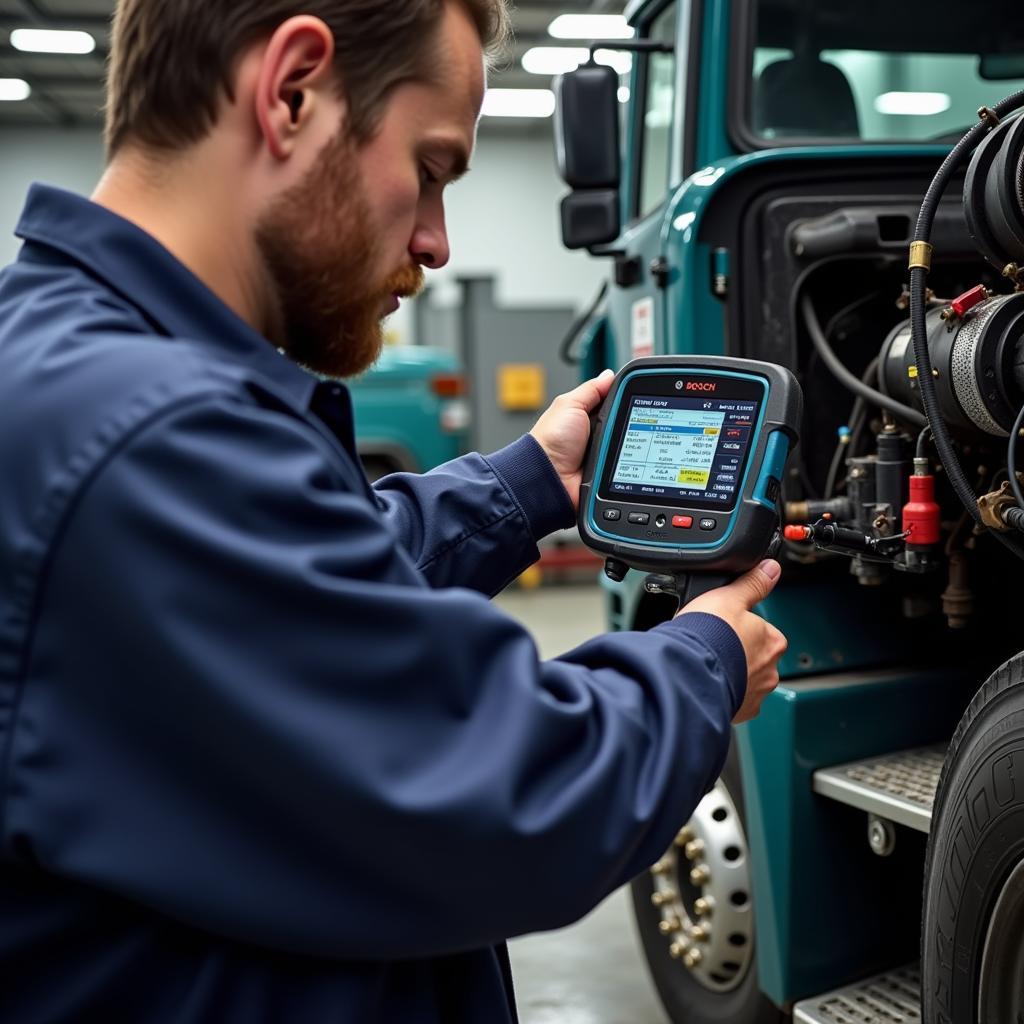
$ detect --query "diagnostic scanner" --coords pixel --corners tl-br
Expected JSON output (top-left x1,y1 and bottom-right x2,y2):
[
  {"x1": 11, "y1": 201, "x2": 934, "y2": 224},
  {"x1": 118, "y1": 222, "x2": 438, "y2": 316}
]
[{"x1": 578, "y1": 356, "x2": 802, "y2": 605}]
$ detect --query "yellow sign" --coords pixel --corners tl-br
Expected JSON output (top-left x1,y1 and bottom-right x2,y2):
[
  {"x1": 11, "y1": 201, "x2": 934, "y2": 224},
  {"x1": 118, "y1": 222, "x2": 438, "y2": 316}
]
[{"x1": 498, "y1": 363, "x2": 546, "y2": 411}]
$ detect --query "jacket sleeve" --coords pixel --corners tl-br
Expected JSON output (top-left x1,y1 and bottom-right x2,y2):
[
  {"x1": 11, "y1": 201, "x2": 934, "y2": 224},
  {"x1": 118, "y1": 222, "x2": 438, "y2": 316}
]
[
  {"x1": 9, "y1": 391, "x2": 746, "y2": 961},
  {"x1": 371, "y1": 434, "x2": 575, "y2": 594}
]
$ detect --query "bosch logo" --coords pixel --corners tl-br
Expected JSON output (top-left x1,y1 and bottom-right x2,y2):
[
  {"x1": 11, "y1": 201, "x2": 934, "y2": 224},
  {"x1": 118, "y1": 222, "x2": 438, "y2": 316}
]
[
  {"x1": 685, "y1": 381, "x2": 717, "y2": 393},
  {"x1": 674, "y1": 380, "x2": 684, "y2": 390}
]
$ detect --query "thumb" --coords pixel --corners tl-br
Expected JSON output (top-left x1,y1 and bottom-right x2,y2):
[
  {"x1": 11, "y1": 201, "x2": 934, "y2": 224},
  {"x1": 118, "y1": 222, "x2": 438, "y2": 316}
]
[
  {"x1": 566, "y1": 369, "x2": 614, "y2": 413},
  {"x1": 727, "y1": 559, "x2": 781, "y2": 609}
]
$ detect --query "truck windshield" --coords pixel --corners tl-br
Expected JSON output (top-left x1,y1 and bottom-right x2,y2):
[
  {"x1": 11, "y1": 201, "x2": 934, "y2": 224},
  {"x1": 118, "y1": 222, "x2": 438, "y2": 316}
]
[{"x1": 746, "y1": 0, "x2": 1024, "y2": 143}]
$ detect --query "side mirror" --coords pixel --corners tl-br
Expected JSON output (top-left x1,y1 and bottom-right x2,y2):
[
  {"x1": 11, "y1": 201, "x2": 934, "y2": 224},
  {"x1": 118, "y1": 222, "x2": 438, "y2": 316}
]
[{"x1": 554, "y1": 62, "x2": 621, "y2": 250}]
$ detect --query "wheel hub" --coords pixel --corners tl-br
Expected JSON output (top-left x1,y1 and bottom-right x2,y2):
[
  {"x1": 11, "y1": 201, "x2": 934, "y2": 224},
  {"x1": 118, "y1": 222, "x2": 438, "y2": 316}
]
[
  {"x1": 648, "y1": 779, "x2": 755, "y2": 992},
  {"x1": 977, "y1": 857, "x2": 1024, "y2": 1022}
]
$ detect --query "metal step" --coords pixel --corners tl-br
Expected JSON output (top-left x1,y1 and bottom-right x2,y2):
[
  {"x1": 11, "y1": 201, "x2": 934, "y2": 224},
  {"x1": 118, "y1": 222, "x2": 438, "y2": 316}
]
[
  {"x1": 812, "y1": 745, "x2": 945, "y2": 833},
  {"x1": 793, "y1": 965, "x2": 920, "y2": 1023}
]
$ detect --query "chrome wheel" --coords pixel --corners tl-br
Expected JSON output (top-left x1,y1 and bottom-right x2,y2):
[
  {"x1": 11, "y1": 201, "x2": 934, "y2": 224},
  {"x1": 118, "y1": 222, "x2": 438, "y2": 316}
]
[{"x1": 648, "y1": 779, "x2": 755, "y2": 992}]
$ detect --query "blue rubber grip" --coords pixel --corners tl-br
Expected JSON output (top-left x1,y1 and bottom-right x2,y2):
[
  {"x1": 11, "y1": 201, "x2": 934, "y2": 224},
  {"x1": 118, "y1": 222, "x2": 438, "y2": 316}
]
[{"x1": 753, "y1": 431, "x2": 789, "y2": 510}]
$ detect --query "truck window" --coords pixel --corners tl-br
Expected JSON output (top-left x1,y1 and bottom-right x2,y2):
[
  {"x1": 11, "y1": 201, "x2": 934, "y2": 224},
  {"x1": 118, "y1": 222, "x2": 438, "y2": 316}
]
[
  {"x1": 638, "y1": 2, "x2": 678, "y2": 218},
  {"x1": 745, "y1": 0, "x2": 1024, "y2": 143}
]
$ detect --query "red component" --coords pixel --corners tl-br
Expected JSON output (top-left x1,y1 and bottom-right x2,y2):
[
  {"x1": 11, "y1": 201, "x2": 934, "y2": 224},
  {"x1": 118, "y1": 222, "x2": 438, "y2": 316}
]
[
  {"x1": 902, "y1": 474, "x2": 941, "y2": 546},
  {"x1": 950, "y1": 284, "x2": 988, "y2": 318},
  {"x1": 784, "y1": 525, "x2": 812, "y2": 541},
  {"x1": 672, "y1": 515, "x2": 694, "y2": 529}
]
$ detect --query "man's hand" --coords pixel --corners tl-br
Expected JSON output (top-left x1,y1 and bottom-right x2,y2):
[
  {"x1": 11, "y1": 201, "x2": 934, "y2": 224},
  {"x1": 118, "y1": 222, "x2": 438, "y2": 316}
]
[
  {"x1": 678, "y1": 560, "x2": 788, "y2": 724},
  {"x1": 530, "y1": 369, "x2": 615, "y2": 511}
]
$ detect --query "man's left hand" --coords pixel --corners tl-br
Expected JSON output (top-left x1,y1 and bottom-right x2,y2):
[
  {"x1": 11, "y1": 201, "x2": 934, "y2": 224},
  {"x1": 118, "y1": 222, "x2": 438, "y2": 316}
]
[{"x1": 530, "y1": 369, "x2": 615, "y2": 512}]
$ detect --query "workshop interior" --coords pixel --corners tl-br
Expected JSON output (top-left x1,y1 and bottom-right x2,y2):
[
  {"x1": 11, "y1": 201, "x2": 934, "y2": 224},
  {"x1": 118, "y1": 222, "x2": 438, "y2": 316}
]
[{"x1": 5, "y1": 0, "x2": 1024, "y2": 1021}]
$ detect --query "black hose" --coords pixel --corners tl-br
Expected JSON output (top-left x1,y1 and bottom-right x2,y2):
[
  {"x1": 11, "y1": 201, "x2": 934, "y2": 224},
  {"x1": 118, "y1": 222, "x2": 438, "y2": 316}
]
[
  {"x1": 823, "y1": 357, "x2": 878, "y2": 498},
  {"x1": 801, "y1": 295, "x2": 927, "y2": 427},
  {"x1": 559, "y1": 282, "x2": 608, "y2": 366},
  {"x1": 1008, "y1": 401, "x2": 1024, "y2": 513},
  {"x1": 916, "y1": 425, "x2": 933, "y2": 460},
  {"x1": 909, "y1": 91, "x2": 1024, "y2": 556}
]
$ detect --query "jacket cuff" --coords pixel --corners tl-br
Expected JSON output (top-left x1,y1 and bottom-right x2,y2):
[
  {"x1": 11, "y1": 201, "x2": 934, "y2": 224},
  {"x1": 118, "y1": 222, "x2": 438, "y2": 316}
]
[
  {"x1": 658, "y1": 612, "x2": 747, "y2": 716},
  {"x1": 484, "y1": 434, "x2": 576, "y2": 541}
]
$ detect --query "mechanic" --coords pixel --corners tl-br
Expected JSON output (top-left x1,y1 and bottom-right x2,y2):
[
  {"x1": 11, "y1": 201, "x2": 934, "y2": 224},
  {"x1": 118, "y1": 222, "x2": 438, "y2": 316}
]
[{"x1": 0, "y1": 0, "x2": 788, "y2": 1021}]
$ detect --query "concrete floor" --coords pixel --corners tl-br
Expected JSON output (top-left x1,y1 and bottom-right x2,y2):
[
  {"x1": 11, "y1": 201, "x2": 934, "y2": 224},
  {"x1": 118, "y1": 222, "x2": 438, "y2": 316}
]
[{"x1": 493, "y1": 583, "x2": 669, "y2": 1024}]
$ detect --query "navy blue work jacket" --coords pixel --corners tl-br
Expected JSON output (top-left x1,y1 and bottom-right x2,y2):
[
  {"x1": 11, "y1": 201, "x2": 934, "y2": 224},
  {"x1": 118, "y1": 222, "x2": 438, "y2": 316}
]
[{"x1": 0, "y1": 185, "x2": 745, "y2": 1023}]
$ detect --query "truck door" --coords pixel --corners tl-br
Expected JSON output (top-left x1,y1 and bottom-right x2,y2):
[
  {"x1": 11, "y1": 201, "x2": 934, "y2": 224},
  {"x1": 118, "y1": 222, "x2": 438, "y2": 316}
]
[{"x1": 609, "y1": 0, "x2": 686, "y2": 366}]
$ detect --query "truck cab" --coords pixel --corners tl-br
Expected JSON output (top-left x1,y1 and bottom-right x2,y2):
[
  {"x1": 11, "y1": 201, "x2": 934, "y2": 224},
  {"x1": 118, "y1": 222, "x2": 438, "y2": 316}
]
[{"x1": 556, "y1": 2, "x2": 1024, "y2": 1021}]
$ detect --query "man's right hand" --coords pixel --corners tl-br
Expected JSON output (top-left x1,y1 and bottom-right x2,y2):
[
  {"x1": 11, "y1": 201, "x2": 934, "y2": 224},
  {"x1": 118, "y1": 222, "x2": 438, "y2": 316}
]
[{"x1": 677, "y1": 560, "x2": 788, "y2": 724}]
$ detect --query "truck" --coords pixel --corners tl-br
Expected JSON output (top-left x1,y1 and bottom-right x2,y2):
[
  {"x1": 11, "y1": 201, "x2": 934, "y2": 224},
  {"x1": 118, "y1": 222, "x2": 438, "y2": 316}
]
[
  {"x1": 346, "y1": 345, "x2": 468, "y2": 480},
  {"x1": 553, "y1": 2, "x2": 1024, "y2": 1021}
]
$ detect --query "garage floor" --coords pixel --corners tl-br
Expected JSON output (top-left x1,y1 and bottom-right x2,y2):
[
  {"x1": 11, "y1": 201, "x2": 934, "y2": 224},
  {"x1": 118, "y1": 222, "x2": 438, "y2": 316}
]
[{"x1": 494, "y1": 583, "x2": 669, "y2": 1024}]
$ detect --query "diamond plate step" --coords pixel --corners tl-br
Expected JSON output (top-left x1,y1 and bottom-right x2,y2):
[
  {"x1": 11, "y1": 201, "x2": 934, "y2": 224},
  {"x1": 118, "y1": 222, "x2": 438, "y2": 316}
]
[
  {"x1": 812, "y1": 745, "x2": 945, "y2": 833},
  {"x1": 793, "y1": 965, "x2": 920, "y2": 1023}
]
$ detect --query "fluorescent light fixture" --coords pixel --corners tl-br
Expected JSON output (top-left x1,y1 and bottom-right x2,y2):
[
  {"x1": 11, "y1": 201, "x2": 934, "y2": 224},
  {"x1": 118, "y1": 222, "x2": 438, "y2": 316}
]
[
  {"x1": 548, "y1": 14, "x2": 634, "y2": 40},
  {"x1": 481, "y1": 88, "x2": 555, "y2": 118},
  {"x1": 10, "y1": 28, "x2": 95, "y2": 54},
  {"x1": 522, "y1": 46, "x2": 632, "y2": 78},
  {"x1": 874, "y1": 91, "x2": 952, "y2": 116},
  {"x1": 522, "y1": 46, "x2": 588, "y2": 76},
  {"x1": 0, "y1": 78, "x2": 31, "y2": 101}
]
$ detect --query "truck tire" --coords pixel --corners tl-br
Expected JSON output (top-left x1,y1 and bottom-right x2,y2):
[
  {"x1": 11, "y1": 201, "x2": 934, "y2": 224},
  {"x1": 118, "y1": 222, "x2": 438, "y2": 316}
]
[
  {"x1": 922, "y1": 652, "x2": 1024, "y2": 1024},
  {"x1": 630, "y1": 739, "x2": 785, "y2": 1024}
]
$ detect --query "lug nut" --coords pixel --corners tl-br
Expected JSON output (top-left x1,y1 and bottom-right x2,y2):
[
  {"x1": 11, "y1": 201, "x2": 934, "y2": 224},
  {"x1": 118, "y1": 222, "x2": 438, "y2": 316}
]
[
  {"x1": 684, "y1": 948, "x2": 703, "y2": 968},
  {"x1": 689, "y1": 924, "x2": 709, "y2": 942},
  {"x1": 689, "y1": 864, "x2": 710, "y2": 886},
  {"x1": 669, "y1": 940, "x2": 689, "y2": 959},
  {"x1": 651, "y1": 889, "x2": 676, "y2": 907},
  {"x1": 684, "y1": 838, "x2": 705, "y2": 860},
  {"x1": 651, "y1": 858, "x2": 673, "y2": 875},
  {"x1": 658, "y1": 917, "x2": 682, "y2": 935},
  {"x1": 674, "y1": 826, "x2": 695, "y2": 847},
  {"x1": 694, "y1": 896, "x2": 714, "y2": 917}
]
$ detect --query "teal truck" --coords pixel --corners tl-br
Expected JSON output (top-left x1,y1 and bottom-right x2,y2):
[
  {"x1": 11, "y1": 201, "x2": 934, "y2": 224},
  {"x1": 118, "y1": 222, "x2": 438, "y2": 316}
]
[
  {"x1": 555, "y1": 2, "x2": 1024, "y2": 1021},
  {"x1": 347, "y1": 345, "x2": 468, "y2": 480}
]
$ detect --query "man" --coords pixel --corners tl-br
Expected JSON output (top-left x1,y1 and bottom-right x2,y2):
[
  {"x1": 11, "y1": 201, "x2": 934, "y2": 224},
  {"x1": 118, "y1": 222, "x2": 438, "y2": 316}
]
[{"x1": 0, "y1": 0, "x2": 787, "y2": 1020}]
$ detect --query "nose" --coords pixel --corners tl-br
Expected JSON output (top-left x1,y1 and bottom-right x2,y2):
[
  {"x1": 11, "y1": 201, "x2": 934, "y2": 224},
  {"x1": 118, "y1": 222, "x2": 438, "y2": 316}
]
[{"x1": 410, "y1": 200, "x2": 450, "y2": 270}]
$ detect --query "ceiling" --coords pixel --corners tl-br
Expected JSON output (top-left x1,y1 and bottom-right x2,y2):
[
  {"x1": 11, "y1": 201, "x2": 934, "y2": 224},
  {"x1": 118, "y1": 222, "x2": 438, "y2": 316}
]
[{"x1": 0, "y1": 0, "x2": 620, "y2": 132}]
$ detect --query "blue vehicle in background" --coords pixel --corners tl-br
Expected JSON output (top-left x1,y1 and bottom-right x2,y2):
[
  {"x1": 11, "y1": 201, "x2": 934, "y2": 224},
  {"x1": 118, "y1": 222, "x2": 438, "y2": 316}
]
[
  {"x1": 348, "y1": 345, "x2": 468, "y2": 480},
  {"x1": 556, "y1": 1, "x2": 1024, "y2": 1021}
]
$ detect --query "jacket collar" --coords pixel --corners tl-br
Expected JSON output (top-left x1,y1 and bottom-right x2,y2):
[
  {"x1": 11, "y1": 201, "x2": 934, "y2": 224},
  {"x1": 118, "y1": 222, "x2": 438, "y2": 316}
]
[{"x1": 15, "y1": 183, "x2": 318, "y2": 409}]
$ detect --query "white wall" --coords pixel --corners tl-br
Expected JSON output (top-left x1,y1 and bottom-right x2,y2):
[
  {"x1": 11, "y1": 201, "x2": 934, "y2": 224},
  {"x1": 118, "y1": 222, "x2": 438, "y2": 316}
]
[{"x1": 0, "y1": 124, "x2": 607, "y2": 343}]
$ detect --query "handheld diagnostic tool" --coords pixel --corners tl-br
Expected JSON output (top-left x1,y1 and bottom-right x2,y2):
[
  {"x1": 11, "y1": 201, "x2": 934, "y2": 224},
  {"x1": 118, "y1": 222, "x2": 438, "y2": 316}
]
[{"x1": 578, "y1": 356, "x2": 802, "y2": 604}]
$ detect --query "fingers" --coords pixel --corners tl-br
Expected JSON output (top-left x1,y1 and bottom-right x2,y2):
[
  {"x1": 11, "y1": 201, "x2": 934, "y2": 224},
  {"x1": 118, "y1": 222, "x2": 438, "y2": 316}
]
[
  {"x1": 726, "y1": 559, "x2": 781, "y2": 610},
  {"x1": 564, "y1": 369, "x2": 614, "y2": 414}
]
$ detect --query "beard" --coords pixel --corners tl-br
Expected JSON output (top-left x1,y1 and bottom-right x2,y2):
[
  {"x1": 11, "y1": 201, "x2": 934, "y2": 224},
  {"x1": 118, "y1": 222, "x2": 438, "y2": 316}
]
[{"x1": 255, "y1": 129, "x2": 424, "y2": 379}]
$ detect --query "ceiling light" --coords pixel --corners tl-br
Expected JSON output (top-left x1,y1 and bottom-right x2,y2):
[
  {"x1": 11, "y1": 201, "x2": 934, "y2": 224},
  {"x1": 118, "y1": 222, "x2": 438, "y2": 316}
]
[
  {"x1": 522, "y1": 46, "x2": 589, "y2": 76},
  {"x1": 874, "y1": 91, "x2": 952, "y2": 116},
  {"x1": 482, "y1": 88, "x2": 556, "y2": 119},
  {"x1": 10, "y1": 28, "x2": 95, "y2": 54},
  {"x1": 0, "y1": 78, "x2": 31, "y2": 101},
  {"x1": 618, "y1": 86, "x2": 631, "y2": 103},
  {"x1": 522, "y1": 46, "x2": 633, "y2": 78},
  {"x1": 548, "y1": 14, "x2": 634, "y2": 40}
]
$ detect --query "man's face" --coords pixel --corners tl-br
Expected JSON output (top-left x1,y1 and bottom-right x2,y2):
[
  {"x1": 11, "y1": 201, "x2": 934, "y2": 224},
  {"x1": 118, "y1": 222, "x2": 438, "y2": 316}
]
[{"x1": 257, "y1": 2, "x2": 485, "y2": 379}]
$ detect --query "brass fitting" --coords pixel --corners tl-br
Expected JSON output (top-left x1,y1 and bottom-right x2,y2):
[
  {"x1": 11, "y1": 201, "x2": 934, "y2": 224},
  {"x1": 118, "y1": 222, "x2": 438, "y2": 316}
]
[{"x1": 977, "y1": 479, "x2": 1020, "y2": 530}]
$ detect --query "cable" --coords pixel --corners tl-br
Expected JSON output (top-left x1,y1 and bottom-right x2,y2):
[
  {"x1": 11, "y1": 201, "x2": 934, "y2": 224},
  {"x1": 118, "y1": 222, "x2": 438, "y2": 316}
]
[
  {"x1": 909, "y1": 90, "x2": 1024, "y2": 556},
  {"x1": 559, "y1": 282, "x2": 608, "y2": 366},
  {"x1": 801, "y1": 295, "x2": 928, "y2": 427},
  {"x1": 1008, "y1": 401, "x2": 1024, "y2": 512},
  {"x1": 823, "y1": 357, "x2": 878, "y2": 499},
  {"x1": 916, "y1": 425, "x2": 933, "y2": 460}
]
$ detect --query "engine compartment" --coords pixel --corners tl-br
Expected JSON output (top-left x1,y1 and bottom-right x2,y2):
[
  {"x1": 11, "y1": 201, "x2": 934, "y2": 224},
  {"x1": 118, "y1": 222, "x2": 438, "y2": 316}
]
[{"x1": 698, "y1": 131, "x2": 1024, "y2": 661}]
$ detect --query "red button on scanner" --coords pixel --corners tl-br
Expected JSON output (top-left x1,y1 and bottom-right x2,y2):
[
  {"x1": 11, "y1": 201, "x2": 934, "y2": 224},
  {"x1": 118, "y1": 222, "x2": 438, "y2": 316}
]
[{"x1": 672, "y1": 515, "x2": 693, "y2": 529}]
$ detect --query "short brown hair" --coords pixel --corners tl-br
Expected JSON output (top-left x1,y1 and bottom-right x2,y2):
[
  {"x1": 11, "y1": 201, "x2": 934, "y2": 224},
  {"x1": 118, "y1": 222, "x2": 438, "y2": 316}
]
[{"x1": 104, "y1": 0, "x2": 511, "y2": 157}]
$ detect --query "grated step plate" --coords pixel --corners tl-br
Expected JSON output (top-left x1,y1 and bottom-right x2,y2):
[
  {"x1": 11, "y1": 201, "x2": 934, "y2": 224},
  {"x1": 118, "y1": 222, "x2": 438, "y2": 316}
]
[
  {"x1": 812, "y1": 745, "x2": 945, "y2": 833},
  {"x1": 793, "y1": 965, "x2": 920, "y2": 1023}
]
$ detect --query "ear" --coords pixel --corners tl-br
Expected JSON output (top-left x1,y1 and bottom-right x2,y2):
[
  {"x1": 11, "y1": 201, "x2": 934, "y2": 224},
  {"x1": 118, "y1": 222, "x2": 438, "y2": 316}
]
[{"x1": 254, "y1": 16, "x2": 337, "y2": 161}]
